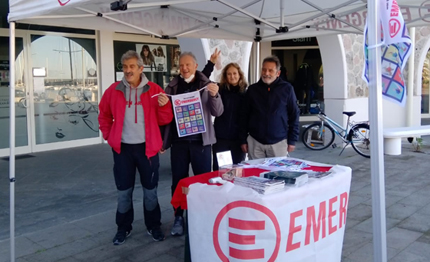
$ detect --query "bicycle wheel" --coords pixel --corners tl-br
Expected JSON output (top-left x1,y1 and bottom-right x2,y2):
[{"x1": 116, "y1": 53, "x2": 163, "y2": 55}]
[
  {"x1": 349, "y1": 123, "x2": 370, "y2": 158},
  {"x1": 302, "y1": 123, "x2": 335, "y2": 150}
]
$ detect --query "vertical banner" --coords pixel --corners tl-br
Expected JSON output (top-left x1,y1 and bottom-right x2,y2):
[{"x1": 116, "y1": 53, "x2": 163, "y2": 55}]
[
  {"x1": 362, "y1": 0, "x2": 412, "y2": 106},
  {"x1": 172, "y1": 91, "x2": 206, "y2": 137}
]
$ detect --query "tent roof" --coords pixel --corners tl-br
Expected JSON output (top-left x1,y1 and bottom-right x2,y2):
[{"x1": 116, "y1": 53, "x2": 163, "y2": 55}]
[{"x1": 8, "y1": 0, "x2": 430, "y2": 41}]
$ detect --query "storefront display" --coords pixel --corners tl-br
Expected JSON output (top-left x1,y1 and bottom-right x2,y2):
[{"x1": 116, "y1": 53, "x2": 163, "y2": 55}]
[
  {"x1": 114, "y1": 41, "x2": 180, "y2": 88},
  {"x1": 272, "y1": 38, "x2": 323, "y2": 115}
]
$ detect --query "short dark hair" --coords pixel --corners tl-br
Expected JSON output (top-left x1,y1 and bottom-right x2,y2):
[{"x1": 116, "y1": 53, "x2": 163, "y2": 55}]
[{"x1": 262, "y1": 56, "x2": 281, "y2": 71}]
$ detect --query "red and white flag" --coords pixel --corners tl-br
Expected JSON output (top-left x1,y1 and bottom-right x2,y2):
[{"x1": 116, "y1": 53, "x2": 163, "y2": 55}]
[
  {"x1": 363, "y1": 0, "x2": 412, "y2": 106},
  {"x1": 380, "y1": 0, "x2": 411, "y2": 45}
]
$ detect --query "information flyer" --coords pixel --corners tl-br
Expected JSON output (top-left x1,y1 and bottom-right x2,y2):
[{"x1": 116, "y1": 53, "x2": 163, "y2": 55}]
[{"x1": 172, "y1": 91, "x2": 206, "y2": 137}]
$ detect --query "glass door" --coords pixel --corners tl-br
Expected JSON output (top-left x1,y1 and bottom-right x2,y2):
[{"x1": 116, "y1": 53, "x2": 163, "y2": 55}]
[
  {"x1": 30, "y1": 34, "x2": 100, "y2": 152},
  {"x1": 0, "y1": 34, "x2": 32, "y2": 157}
]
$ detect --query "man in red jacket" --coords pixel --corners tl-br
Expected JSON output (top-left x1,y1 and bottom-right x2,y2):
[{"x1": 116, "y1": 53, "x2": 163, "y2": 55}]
[{"x1": 98, "y1": 50, "x2": 173, "y2": 245}]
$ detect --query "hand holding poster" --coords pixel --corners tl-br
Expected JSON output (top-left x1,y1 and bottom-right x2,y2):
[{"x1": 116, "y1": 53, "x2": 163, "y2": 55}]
[{"x1": 172, "y1": 91, "x2": 206, "y2": 137}]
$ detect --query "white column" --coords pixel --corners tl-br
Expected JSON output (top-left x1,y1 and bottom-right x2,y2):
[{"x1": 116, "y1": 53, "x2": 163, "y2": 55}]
[
  {"x1": 317, "y1": 35, "x2": 350, "y2": 144},
  {"x1": 253, "y1": 42, "x2": 260, "y2": 83},
  {"x1": 407, "y1": 27, "x2": 415, "y2": 127},
  {"x1": 97, "y1": 31, "x2": 115, "y2": 94}
]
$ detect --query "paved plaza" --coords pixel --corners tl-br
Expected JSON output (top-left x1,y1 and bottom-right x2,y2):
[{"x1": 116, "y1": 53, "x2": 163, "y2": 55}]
[{"x1": 1, "y1": 127, "x2": 430, "y2": 261}]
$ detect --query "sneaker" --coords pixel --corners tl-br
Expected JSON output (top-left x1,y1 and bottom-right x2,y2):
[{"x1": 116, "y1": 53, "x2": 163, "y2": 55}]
[
  {"x1": 170, "y1": 216, "x2": 184, "y2": 236},
  {"x1": 112, "y1": 230, "x2": 131, "y2": 245},
  {"x1": 147, "y1": 227, "x2": 165, "y2": 242}
]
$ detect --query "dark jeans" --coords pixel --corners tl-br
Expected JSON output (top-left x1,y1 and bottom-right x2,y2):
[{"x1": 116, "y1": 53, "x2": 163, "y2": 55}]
[
  {"x1": 212, "y1": 138, "x2": 246, "y2": 171},
  {"x1": 113, "y1": 143, "x2": 161, "y2": 232},
  {"x1": 170, "y1": 141, "x2": 211, "y2": 217}
]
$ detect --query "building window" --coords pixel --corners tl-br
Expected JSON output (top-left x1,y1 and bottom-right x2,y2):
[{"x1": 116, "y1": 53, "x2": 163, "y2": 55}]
[{"x1": 31, "y1": 35, "x2": 98, "y2": 144}]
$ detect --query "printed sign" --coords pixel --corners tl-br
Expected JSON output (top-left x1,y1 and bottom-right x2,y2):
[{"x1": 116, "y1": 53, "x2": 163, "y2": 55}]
[
  {"x1": 187, "y1": 166, "x2": 352, "y2": 262},
  {"x1": 216, "y1": 151, "x2": 233, "y2": 167},
  {"x1": 172, "y1": 91, "x2": 206, "y2": 137}
]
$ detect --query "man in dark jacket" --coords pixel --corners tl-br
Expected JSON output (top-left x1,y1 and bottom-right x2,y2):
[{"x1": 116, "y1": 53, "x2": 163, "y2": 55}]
[
  {"x1": 161, "y1": 52, "x2": 223, "y2": 236},
  {"x1": 240, "y1": 55, "x2": 300, "y2": 159}
]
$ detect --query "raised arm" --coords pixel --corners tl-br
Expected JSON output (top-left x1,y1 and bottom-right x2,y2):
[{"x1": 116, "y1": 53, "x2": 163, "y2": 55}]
[{"x1": 201, "y1": 48, "x2": 221, "y2": 78}]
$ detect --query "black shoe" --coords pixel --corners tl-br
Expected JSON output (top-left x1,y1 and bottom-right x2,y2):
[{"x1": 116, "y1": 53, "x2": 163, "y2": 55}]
[
  {"x1": 112, "y1": 230, "x2": 131, "y2": 245},
  {"x1": 147, "y1": 227, "x2": 165, "y2": 242},
  {"x1": 170, "y1": 216, "x2": 184, "y2": 236}
]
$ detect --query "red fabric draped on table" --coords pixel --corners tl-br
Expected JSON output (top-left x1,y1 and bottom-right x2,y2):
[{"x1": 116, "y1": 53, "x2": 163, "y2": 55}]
[{"x1": 171, "y1": 165, "x2": 332, "y2": 210}]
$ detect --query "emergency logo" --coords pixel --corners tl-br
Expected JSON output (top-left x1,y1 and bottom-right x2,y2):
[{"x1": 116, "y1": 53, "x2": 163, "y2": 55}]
[
  {"x1": 212, "y1": 201, "x2": 281, "y2": 262},
  {"x1": 58, "y1": 0, "x2": 72, "y2": 6},
  {"x1": 388, "y1": 0, "x2": 401, "y2": 37}
]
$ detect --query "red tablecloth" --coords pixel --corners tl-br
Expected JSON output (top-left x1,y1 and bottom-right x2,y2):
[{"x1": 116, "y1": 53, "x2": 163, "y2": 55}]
[{"x1": 170, "y1": 165, "x2": 332, "y2": 210}]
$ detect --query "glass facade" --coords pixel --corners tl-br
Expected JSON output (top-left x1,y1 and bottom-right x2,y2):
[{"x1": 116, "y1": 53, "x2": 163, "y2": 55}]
[
  {"x1": 0, "y1": 36, "x2": 28, "y2": 149},
  {"x1": 272, "y1": 47, "x2": 323, "y2": 115}
]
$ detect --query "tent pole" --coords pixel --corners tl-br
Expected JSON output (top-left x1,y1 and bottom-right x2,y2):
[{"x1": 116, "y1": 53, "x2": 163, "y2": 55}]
[
  {"x1": 9, "y1": 21, "x2": 16, "y2": 262},
  {"x1": 256, "y1": 42, "x2": 260, "y2": 81},
  {"x1": 280, "y1": 0, "x2": 284, "y2": 27},
  {"x1": 367, "y1": 0, "x2": 387, "y2": 261},
  {"x1": 407, "y1": 27, "x2": 415, "y2": 127},
  {"x1": 216, "y1": 0, "x2": 279, "y2": 30}
]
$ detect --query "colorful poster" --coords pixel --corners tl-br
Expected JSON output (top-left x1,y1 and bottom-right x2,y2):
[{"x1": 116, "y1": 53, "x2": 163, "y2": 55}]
[
  {"x1": 172, "y1": 91, "x2": 206, "y2": 137},
  {"x1": 362, "y1": 0, "x2": 412, "y2": 106},
  {"x1": 135, "y1": 44, "x2": 167, "y2": 72}
]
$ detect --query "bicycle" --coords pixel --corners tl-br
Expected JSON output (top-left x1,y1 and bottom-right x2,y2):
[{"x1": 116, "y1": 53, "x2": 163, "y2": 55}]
[{"x1": 301, "y1": 110, "x2": 370, "y2": 158}]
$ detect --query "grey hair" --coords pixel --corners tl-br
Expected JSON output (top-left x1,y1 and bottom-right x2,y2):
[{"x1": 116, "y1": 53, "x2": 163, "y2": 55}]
[
  {"x1": 121, "y1": 50, "x2": 144, "y2": 67},
  {"x1": 262, "y1": 56, "x2": 281, "y2": 71},
  {"x1": 179, "y1": 52, "x2": 197, "y2": 64}
]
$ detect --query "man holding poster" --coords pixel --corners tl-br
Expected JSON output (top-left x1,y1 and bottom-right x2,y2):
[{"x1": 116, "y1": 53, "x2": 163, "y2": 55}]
[{"x1": 161, "y1": 52, "x2": 223, "y2": 236}]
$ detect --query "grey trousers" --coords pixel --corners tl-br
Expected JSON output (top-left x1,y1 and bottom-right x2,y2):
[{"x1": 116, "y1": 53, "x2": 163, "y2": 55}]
[{"x1": 247, "y1": 135, "x2": 288, "y2": 160}]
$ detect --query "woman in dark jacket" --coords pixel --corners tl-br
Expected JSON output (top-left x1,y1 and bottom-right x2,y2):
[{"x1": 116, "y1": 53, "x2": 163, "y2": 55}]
[{"x1": 213, "y1": 63, "x2": 248, "y2": 170}]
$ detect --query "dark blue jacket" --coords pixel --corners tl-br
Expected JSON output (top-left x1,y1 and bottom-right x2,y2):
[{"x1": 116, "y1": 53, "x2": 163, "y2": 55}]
[
  {"x1": 239, "y1": 77, "x2": 300, "y2": 145},
  {"x1": 214, "y1": 85, "x2": 245, "y2": 140}
]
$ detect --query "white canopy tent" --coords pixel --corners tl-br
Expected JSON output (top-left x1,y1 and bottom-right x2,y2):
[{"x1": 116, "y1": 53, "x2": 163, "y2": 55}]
[{"x1": 7, "y1": 0, "x2": 430, "y2": 261}]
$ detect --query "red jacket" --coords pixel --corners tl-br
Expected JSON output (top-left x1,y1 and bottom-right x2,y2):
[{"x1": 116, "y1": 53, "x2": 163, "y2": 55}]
[{"x1": 98, "y1": 81, "x2": 173, "y2": 157}]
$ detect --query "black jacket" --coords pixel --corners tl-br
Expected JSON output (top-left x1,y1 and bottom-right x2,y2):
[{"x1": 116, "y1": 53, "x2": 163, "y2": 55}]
[
  {"x1": 239, "y1": 77, "x2": 300, "y2": 145},
  {"x1": 214, "y1": 85, "x2": 245, "y2": 140}
]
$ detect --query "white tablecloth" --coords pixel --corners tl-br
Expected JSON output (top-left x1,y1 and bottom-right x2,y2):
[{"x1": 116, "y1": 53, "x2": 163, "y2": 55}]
[{"x1": 187, "y1": 164, "x2": 352, "y2": 262}]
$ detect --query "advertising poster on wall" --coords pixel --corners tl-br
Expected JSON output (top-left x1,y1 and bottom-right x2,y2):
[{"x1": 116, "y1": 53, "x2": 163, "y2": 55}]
[
  {"x1": 171, "y1": 91, "x2": 206, "y2": 137},
  {"x1": 170, "y1": 46, "x2": 181, "y2": 76},
  {"x1": 136, "y1": 44, "x2": 167, "y2": 72}
]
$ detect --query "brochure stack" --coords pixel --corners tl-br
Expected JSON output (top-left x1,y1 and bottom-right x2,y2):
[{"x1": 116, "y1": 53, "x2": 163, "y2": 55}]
[{"x1": 234, "y1": 176, "x2": 285, "y2": 194}]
